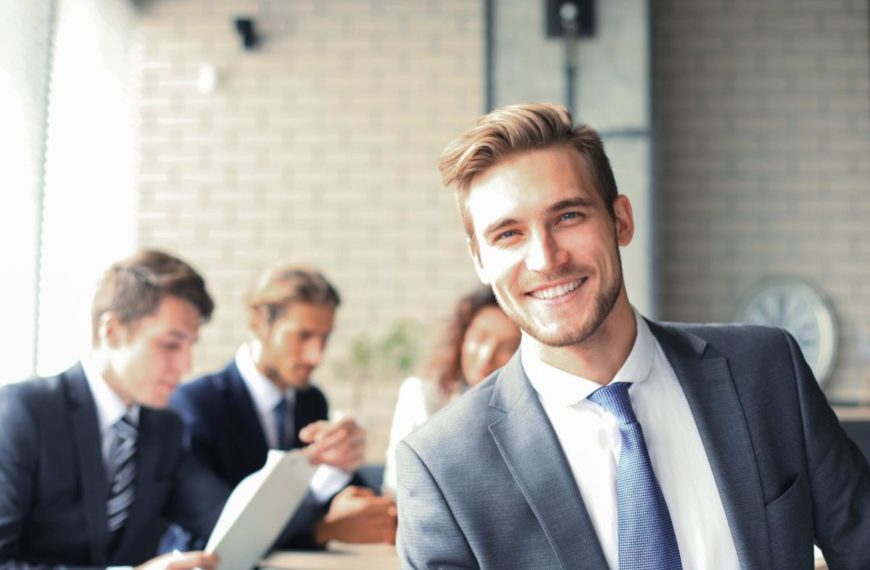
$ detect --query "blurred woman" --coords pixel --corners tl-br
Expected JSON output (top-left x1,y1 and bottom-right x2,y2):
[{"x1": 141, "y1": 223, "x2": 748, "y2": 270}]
[{"x1": 383, "y1": 286, "x2": 521, "y2": 494}]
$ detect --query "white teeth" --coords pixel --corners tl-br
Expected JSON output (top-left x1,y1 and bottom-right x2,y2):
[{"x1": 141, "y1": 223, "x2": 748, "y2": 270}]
[{"x1": 531, "y1": 279, "x2": 583, "y2": 300}]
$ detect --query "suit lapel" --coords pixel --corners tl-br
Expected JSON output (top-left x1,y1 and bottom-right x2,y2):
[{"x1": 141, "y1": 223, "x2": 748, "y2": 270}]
[
  {"x1": 649, "y1": 322, "x2": 771, "y2": 570},
  {"x1": 64, "y1": 364, "x2": 110, "y2": 564},
  {"x1": 488, "y1": 355, "x2": 608, "y2": 569},
  {"x1": 224, "y1": 365, "x2": 270, "y2": 472}
]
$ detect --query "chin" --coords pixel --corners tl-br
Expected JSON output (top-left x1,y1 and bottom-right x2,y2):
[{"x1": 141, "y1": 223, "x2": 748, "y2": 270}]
[{"x1": 141, "y1": 392, "x2": 172, "y2": 409}]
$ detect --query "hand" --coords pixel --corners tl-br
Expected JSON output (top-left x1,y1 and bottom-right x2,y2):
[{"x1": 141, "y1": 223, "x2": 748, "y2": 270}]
[
  {"x1": 299, "y1": 417, "x2": 366, "y2": 472},
  {"x1": 135, "y1": 550, "x2": 219, "y2": 570},
  {"x1": 313, "y1": 486, "x2": 397, "y2": 545}
]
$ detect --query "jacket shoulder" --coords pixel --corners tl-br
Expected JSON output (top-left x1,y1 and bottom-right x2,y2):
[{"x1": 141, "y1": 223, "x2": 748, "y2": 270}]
[
  {"x1": 653, "y1": 320, "x2": 792, "y2": 358},
  {"x1": 403, "y1": 379, "x2": 497, "y2": 457},
  {"x1": 173, "y1": 363, "x2": 237, "y2": 404}
]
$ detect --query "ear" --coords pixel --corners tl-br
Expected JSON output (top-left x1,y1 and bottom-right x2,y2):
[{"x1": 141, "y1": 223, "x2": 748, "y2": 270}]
[
  {"x1": 613, "y1": 194, "x2": 635, "y2": 247},
  {"x1": 467, "y1": 237, "x2": 490, "y2": 285},
  {"x1": 249, "y1": 306, "x2": 270, "y2": 341},
  {"x1": 97, "y1": 311, "x2": 125, "y2": 348}
]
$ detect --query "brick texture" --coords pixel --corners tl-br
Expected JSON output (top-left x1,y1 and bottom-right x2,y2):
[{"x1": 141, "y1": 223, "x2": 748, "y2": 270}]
[
  {"x1": 136, "y1": 0, "x2": 483, "y2": 461},
  {"x1": 654, "y1": 0, "x2": 870, "y2": 401}
]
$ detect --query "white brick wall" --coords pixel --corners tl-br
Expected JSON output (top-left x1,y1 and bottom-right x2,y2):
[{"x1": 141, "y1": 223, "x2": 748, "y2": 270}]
[
  {"x1": 655, "y1": 0, "x2": 870, "y2": 401},
  {"x1": 136, "y1": 0, "x2": 484, "y2": 461}
]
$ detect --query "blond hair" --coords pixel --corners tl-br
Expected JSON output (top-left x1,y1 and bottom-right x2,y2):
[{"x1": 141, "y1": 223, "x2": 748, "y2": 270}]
[
  {"x1": 246, "y1": 262, "x2": 340, "y2": 324},
  {"x1": 438, "y1": 103, "x2": 618, "y2": 238}
]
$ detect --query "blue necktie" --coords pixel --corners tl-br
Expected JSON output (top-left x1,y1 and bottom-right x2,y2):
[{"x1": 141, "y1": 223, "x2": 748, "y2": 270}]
[
  {"x1": 588, "y1": 382, "x2": 682, "y2": 570},
  {"x1": 273, "y1": 398, "x2": 289, "y2": 450}
]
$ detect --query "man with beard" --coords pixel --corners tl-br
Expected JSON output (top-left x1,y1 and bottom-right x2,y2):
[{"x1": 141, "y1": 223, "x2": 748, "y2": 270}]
[
  {"x1": 395, "y1": 103, "x2": 870, "y2": 569},
  {"x1": 165, "y1": 263, "x2": 396, "y2": 552}
]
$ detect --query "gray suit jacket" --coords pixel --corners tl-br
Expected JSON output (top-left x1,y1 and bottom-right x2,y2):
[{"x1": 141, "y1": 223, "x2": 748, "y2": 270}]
[
  {"x1": 396, "y1": 322, "x2": 870, "y2": 569},
  {"x1": 0, "y1": 364, "x2": 229, "y2": 569}
]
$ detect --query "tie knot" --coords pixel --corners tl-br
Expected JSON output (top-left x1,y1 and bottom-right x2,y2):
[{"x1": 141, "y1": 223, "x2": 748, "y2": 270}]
[
  {"x1": 274, "y1": 397, "x2": 288, "y2": 415},
  {"x1": 587, "y1": 381, "x2": 637, "y2": 425},
  {"x1": 113, "y1": 415, "x2": 137, "y2": 441}
]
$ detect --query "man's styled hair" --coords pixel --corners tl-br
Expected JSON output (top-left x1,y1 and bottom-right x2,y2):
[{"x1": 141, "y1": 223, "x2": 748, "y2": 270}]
[
  {"x1": 246, "y1": 263, "x2": 341, "y2": 325},
  {"x1": 438, "y1": 102, "x2": 619, "y2": 238},
  {"x1": 91, "y1": 249, "x2": 214, "y2": 342}
]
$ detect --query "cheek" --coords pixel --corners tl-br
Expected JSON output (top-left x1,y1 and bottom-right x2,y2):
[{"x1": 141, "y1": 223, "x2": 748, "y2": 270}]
[
  {"x1": 481, "y1": 250, "x2": 520, "y2": 283},
  {"x1": 493, "y1": 348, "x2": 513, "y2": 368},
  {"x1": 460, "y1": 343, "x2": 479, "y2": 370}
]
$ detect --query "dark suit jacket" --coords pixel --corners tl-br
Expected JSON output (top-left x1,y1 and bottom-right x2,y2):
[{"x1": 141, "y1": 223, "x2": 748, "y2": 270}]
[
  {"x1": 0, "y1": 364, "x2": 228, "y2": 570},
  {"x1": 397, "y1": 322, "x2": 870, "y2": 570},
  {"x1": 167, "y1": 361, "x2": 346, "y2": 550}
]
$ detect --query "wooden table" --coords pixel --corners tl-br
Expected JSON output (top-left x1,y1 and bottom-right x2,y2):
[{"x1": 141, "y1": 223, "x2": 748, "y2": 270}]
[{"x1": 261, "y1": 543, "x2": 400, "y2": 570}]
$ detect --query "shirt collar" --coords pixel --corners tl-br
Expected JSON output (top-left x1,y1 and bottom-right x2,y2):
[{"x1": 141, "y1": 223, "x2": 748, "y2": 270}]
[
  {"x1": 522, "y1": 310, "x2": 655, "y2": 407},
  {"x1": 80, "y1": 355, "x2": 140, "y2": 433},
  {"x1": 235, "y1": 341, "x2": 296, "y2": 412}
]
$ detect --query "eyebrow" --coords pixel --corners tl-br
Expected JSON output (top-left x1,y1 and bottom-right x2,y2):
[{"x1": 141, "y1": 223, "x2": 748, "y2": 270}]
[
  {"x1": 167, "y1": 330, "x2": 196, "y2": 342},
  {"x1": 544, "y1": 197, "x2": 596, "y2": 214},
  {"x1": 481, "y1": 197, "x2": 597, "y2": 238}
]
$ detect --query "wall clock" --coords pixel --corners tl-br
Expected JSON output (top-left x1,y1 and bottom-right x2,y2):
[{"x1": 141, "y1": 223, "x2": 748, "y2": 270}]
[{"x1": 736, "y1": 278, "x2": 838, "y2": 385}]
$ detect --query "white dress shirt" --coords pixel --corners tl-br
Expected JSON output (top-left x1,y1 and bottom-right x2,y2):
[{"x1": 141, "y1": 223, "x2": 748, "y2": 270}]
[
  {"x1": 81, "y1": 356, "x2": 140, "y2": 479},
  {"x1": 522, "y1": 311, "x2": 740, "y2": 570},
  {"x1": 235, "y1": 342, "x2": 351, "y2": 503}
]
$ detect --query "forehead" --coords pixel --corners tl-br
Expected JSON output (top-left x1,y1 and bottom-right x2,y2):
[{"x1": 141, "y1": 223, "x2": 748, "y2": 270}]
[
  {"x1": 275, "y1": 302, "x2": 335, "y2": 332},
  {"x1": 466, "y1": 147, "x2": 598, "y2": 235}
]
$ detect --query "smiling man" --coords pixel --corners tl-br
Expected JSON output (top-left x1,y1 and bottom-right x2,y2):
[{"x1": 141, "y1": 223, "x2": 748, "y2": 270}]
[
  {"x1": 165, "y1": 262, "x2": 396, "y2": 552},
  {"x1": 0, "y1": 250, "x2": 226, "y2": 570},
  {"x1": 395, "y1": 103, "x2": 870, "y2": 569}
]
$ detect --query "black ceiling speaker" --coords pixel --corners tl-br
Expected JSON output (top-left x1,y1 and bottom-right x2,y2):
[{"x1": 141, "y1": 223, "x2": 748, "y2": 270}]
[
  {"x1": 234, "y1": 17, "x2": 259, "y2": 50},
  {"x1": 545, "y1": 0, "x2": 596, "y2": 38}
]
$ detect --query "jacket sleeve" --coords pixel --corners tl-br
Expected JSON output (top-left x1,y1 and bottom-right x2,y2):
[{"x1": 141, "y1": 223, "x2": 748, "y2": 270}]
[
  {"x1": 164, "y1": 445, "x2": 230, "y2": 542},
  {"x1": 0, "y1": 388, "x2": 105, "y2": 570},
  {"x1": 395, "y1": 440, "x2": 475, "y2": 569},
  {"x1": 787, "y1": 331, "x2": 870, "y2": 568}
]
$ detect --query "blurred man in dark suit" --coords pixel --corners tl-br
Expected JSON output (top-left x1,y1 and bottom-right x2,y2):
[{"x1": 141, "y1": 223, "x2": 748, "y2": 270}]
[
  {"x1": 0, "y1": 250, "x2": 226, "y2": 569},
  {"x1": 167, "y1": 262, "x2": 396, "y2": 551}
]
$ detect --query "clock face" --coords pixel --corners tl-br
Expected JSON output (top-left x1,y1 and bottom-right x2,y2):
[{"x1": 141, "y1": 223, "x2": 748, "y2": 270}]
[{"x1": 737, "y1": 279, "x2": 838, "y2": 385}]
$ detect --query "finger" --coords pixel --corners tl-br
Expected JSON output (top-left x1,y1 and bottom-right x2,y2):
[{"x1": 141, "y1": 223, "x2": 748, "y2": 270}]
[
  {"x1": 166, "y1": 551, "x2": 218, "y2": 570},
  {"x1": 299, "y1": 420, "x2": 329, "y2": 443},
  {"x1": 344, "y1": 485, "x2": 374, "y2": 498},
  {"x1": 305, "y1": 432, "x2": 362, "y2": 463},
  {"x1": 312, "y1": 417, "x2": 363, "y2": 444}
]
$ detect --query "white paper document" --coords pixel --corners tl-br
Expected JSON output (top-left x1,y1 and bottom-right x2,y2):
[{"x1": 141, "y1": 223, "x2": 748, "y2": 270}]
[{"x1": 205, "y1": 449, "x2": 316, "y2": 570}]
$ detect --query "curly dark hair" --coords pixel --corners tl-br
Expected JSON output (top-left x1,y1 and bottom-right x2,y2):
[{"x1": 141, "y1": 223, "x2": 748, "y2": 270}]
[{"x1": 422, "y1": 285, "x2": 503, "y2": 395}]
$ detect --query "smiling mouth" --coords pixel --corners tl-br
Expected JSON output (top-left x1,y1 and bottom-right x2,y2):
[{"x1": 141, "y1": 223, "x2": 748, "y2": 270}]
[{"x1": 528, "y1": 278, "x2": 587, "y2": 300}]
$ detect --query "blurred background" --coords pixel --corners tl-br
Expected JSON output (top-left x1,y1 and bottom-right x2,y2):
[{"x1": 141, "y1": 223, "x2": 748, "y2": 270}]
[{"x1": 2, "y1": 0, "x2": 868, "y2": 462}]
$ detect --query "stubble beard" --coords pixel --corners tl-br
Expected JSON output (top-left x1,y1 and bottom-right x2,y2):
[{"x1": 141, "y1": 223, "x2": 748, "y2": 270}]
[{"x1": 502, "y1": 257, "x2": 625, "y2": 349}]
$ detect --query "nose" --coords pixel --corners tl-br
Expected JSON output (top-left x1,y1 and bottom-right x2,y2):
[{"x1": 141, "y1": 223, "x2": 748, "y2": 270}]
[
  {"x1": 301, "y1": 338, "x2": 326, "y2": 367},
  {"x1": 173, "y1": 346, "x2": 193, "y2": 377},
  {"x1": 525, "y1": 229, "x2": 565, "y2": 273}
]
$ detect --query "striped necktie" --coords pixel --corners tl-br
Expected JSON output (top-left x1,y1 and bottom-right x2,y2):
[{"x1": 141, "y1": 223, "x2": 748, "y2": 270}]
[
  {"x1": 106, "y1": 414, "x2": 137, "y2": 536},
  {"x1": 588, "y1": 382, "x2": 682, "y2": 570}
]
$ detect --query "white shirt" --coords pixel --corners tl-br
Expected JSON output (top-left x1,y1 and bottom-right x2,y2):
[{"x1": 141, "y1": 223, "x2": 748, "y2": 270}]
[
  {"x1": 235, "y1": 342, "x2": 351, "y2": 503},
  {"x1": 522, "y1": 311, "x2": 740, "y2": 570},
  {"x1": 81, "y1": 356, "x2": 140, "y2": 479}
]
